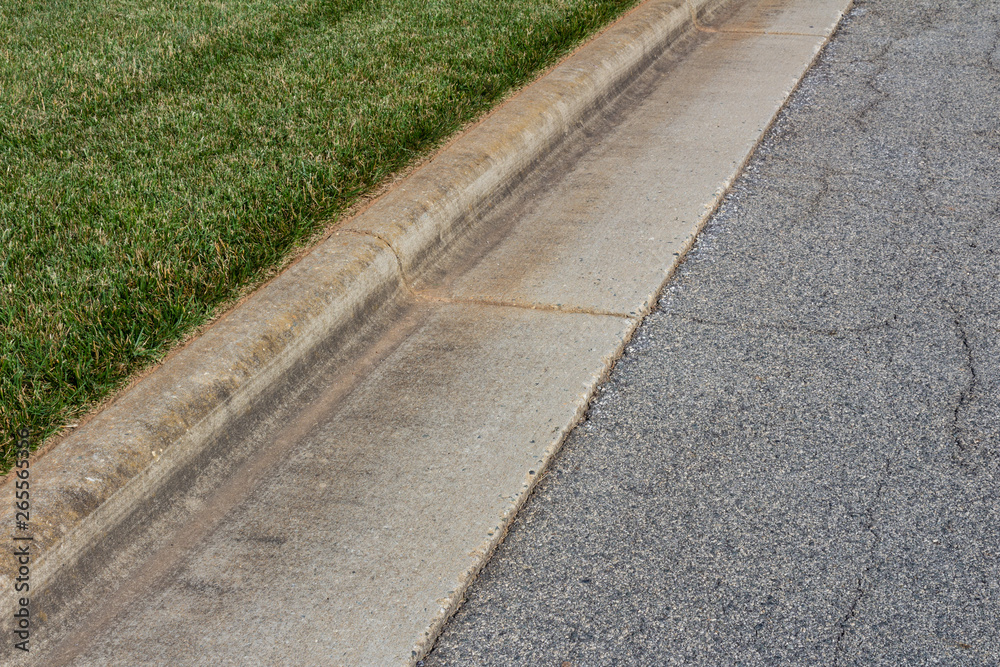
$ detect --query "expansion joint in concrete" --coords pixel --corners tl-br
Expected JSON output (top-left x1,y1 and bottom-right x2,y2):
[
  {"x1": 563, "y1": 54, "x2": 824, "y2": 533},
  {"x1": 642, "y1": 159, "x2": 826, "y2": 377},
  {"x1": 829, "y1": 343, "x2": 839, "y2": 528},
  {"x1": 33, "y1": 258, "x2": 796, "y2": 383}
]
[
  {"x1": 414, "y1": 292, "x2": 636, "y2": 320},
  {"x1": 341, "y1": 231, "x2": 634, "y2": 320},
  {"x1": 343, "y1": 229, "x2": 420, "y2": 298}
]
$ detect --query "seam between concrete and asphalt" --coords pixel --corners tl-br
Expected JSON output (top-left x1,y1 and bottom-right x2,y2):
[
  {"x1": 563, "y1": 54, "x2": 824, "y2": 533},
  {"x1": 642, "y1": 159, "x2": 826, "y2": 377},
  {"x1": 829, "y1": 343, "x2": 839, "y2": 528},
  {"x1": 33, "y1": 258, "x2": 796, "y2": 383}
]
[{"x1": 1, "y1": 0, "x2": 852, "y2": 663}]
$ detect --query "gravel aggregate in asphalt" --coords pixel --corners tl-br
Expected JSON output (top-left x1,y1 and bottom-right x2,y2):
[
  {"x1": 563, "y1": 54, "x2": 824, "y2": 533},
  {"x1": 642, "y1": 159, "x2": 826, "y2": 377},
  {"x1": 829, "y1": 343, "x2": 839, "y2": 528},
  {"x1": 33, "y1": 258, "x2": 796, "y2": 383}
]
[{"x1": 425, "y1": 1, "x2": 1000, "y2": 664}]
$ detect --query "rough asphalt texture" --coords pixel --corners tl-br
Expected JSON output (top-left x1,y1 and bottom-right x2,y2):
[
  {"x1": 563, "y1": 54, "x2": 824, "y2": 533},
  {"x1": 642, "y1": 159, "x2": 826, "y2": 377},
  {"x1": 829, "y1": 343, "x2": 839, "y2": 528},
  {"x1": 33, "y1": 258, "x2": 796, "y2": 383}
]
[{"x1": 425, "y1": 1, "x2": 1000, "y2": 665}]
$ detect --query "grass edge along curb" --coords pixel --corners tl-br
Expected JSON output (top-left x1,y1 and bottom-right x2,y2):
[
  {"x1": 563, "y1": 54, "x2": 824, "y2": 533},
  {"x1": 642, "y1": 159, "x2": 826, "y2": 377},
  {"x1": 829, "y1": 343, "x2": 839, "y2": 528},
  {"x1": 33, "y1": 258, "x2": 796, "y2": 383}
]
[
  {"x1": 2, "y1": 0, "x2": 642, "y2": 473},
  {"x1": 0, "y1": 0, "x2": 730, "y2": 633}
]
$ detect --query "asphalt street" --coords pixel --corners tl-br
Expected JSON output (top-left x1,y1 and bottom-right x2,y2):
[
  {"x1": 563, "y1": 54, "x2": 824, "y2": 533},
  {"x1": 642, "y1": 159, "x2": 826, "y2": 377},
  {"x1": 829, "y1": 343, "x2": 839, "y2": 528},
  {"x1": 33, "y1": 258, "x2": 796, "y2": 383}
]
[{"x1": 425, "y1": 1, "x2": 1000, "y2": 665}]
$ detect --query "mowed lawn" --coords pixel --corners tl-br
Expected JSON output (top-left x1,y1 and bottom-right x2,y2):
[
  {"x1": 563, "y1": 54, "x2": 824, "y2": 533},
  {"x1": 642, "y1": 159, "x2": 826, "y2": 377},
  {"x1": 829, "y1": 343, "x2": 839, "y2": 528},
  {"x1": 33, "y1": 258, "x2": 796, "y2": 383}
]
[{"x1": 0, "y1": 0, "x2": 640, "y2": 470}]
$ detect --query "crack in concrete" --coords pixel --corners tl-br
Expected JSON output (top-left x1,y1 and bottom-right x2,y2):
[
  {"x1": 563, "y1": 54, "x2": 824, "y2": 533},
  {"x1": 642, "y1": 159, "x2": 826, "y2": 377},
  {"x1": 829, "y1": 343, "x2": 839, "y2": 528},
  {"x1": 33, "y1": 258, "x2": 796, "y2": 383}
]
[{"x1": 343, "y1": 228, "x2": 419, "y2": 295}]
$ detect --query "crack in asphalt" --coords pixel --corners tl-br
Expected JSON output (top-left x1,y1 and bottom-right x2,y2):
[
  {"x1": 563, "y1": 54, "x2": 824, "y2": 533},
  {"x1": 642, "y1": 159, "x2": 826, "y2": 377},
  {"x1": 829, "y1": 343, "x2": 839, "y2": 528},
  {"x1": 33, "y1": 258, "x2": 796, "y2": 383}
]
[
  {"x1": 832, "y1": 449, "x2": 895, "y2": 666},
  {"x1": 946, "y1": 303, "x2": 978, "y2": 469},
  {"x1": 983, "y1": 16, "x2": 1000, "y2": 79},
  {"x1": 852, "y1": 58, "x2": 891, "y2": 133},
  {"x1": 668, "y1": 312, "x2": 894, "y2": 338}
]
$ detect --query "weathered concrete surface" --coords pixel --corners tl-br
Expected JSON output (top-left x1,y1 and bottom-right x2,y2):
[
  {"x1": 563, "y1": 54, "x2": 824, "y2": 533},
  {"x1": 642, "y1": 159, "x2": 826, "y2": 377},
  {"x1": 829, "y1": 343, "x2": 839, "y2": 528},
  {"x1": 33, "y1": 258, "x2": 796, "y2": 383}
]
[
  {"x1": 708, "y1": 0, "x2": 845, "y2": 34},
  {"x1": 41, "y1": 304, "x2": 632, "y2": 666},
  {"x1": 425, "y1": 1, "x2": 1000, "y2": 665},
  {"x1": 1, "y1": 0, "x2": 850, "y2": 663}
]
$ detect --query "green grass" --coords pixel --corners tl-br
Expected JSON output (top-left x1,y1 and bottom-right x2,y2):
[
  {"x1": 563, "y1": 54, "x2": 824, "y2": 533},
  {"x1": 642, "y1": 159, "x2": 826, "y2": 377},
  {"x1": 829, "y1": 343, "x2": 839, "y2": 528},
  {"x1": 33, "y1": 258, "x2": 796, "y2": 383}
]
[{"x1": 0, "y1": 0, "x2": 640, "y2": 472}]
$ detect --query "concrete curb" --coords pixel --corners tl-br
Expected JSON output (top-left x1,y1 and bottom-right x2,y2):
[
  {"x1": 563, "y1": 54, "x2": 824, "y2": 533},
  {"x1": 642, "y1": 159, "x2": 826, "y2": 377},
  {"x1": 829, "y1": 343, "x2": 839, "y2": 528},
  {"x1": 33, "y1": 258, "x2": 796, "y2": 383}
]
[
  {"x1": 342, "y1": 0, "x2": 728, "y2": 277},
  {"x1": 0, "y1": 0, "x2": 729, "y2": 616}
]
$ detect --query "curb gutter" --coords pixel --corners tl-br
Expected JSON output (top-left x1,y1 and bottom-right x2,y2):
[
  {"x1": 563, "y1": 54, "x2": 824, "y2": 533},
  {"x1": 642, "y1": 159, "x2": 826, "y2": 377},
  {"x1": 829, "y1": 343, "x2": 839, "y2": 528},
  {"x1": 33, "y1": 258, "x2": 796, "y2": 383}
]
[{"x1": 0, "y1": 0, "x2": 730, "y2": 620}]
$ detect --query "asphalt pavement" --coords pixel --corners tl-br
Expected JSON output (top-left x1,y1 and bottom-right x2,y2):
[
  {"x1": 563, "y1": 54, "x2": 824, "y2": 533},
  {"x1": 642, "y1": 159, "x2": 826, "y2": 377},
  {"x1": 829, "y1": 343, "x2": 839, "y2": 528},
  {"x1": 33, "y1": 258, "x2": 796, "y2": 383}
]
[{"x1": 425, "y1": 1, "x2": 1000, "y2": 664}]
